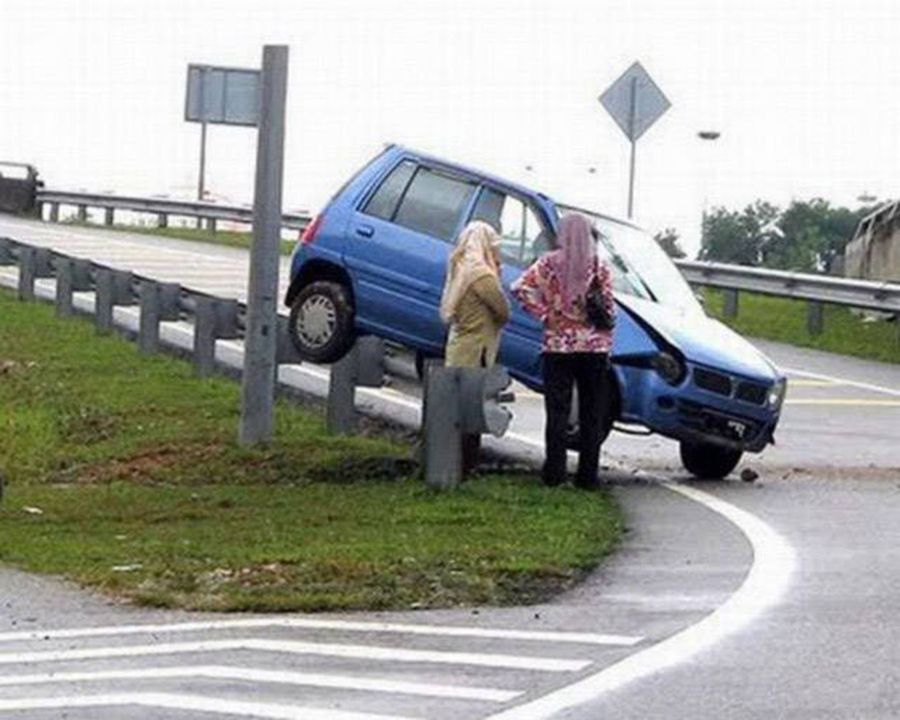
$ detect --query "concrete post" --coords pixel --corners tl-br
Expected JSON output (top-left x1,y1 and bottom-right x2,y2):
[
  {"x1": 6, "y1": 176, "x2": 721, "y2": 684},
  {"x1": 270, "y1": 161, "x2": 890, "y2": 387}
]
[
  {"x1": 104, "y1": 207, "x2": 115, "y2": 226},
  {"x1": 157, "y1": 213, "x2": 168, "y2": 229},
  {"x1": 53, "y1": 258, "x2": 93, "y2": 318},
  {"x1": 327, "y1": 348, "x2": 358, "y2": 435},
  {"x1": 239, "y1": 45, "x2": 289, "y2": 446},
  {"x1": 807, "y1": 301, "x2": 825, "y2": 336},
  {"x1": 723, "y1": 288, "x2": 739, "y2": 318},
  {"x1": 138, "y1": 281, "x2": 180, "y2": 354},
  {"x1": 77, "y1": 205, "x2": 88, "y2": 223},
  {"x1": 17, "y1": 246, "x2": 36, "y2": 301},
  {"x1": 208, "y1": 218, "x2": 217, "y2": 235},
  {"x1": 50, "y1": 203, "x2": 59, "y2": 223},
  {"x1": 193, "y1": 297, "x2": 239, "y2": 377},
  {"x1": 94, "y1": 268, "x2": 135, "y2": 334},
  {"x1": 424, "y1": 367, "x2": 463, "y2": 490},
  {"x1": 0, "y1": 238, "x2": 14, "y2": 265}
]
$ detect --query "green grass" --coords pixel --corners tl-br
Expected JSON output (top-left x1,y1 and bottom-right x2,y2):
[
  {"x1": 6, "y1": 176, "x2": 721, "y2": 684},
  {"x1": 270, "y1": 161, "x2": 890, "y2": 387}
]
[
  {"x1": 704, "y1": 288, "x2": 900, "y2": 364},
  {"x1": 62, "y1": 219, "x2": 297, "y2": 256},
  {"x1": 0, "y1": 290, "x2": 621, "y2": 611}
]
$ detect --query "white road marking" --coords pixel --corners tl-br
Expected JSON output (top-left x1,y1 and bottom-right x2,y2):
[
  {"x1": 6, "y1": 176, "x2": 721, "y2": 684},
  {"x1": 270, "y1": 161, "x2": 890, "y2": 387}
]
[
  {"x1": 0, "y1": 638, "x2": 590, "y2": 672},
  {"x1": 782, "y1": 366, "x2": 900, "y2": 398},
  {"x1": 482, "y1": 482, "x2": 796, "y2": 720},
  {"x1": 0, "y1": 693, "x2": 418, "y2": 720},
  {"x1": 0, "y1": 615, "x2": 638, "y2": 647},
  {"x1": 0, "y1": 665, "x2": 521, "y2": 702}
]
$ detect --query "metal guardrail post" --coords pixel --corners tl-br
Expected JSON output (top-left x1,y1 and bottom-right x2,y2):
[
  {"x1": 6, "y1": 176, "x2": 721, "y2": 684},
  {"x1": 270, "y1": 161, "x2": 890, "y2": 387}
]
[
  {"x1": 104, "y1": 207, "x2": 115, "y2": 226},
  {"x1": 138, "y1": 281, "x2": 181, "y2": 354},
  {"x1": 208, "y1": 218, "x2": 217, "y2": 235},
  {"x1": 275, "y1": 315, "x2": 304, "y2": 365},
  {"x1": 723, "y1": 288, "x2": 739, "y2": 318},
  {"x1": 94, "y1": 268, "x2": 135, "y2": 334},
  {"x1": 157, "y1": 213, "x2": 168, "y2": 229},
  {"x1": 16, "y1": 246, "x2": 52, "y2": 302},
  {"x1": 77, "y1": 205, "x2": 87, "y2": 223},
  {"x1": 0, "y1": 237, "x2": 14, "y2": 265},
  {"x1": 326, "y1": 336, "x2": 385, "y2": 435},
  {"x1": 53, "y1": 257, "x2": 92, "y2": 317},
  {"x1": 193, "y1": 297, "x2": 240, "y2": 377},
  {"x1": 424, "y1": 366, "x2": 514, "y2": 490},
  {"x1": 807, "y1": 301, "x2": 825, "y2": 336},
  {"x1": 49, "y1": 203, "x2": 59, "y2": 223}
]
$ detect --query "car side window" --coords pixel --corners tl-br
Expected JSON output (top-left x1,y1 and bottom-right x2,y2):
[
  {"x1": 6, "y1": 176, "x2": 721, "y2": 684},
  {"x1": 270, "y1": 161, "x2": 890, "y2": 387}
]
[
  {"x1": 470, "y1": 188, "x2": 551, "y2": 267},
  {"x1": 362, "y1": 160, "x2": 416, "y2": 221},
  {"x1": 393, "y1": 167, "x2": 476, "y2": 242}
]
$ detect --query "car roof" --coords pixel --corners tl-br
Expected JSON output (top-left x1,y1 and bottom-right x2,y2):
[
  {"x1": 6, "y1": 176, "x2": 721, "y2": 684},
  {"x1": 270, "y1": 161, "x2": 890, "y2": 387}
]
[{"x1": 384, "y1": 143, "x2": 641, "y2": 232}]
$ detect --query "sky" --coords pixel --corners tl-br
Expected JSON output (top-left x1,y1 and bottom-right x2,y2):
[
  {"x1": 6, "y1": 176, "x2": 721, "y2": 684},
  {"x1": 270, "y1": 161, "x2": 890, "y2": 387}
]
[{"x1": 1, "y1": 0, "x2": 898, "y2": 256}]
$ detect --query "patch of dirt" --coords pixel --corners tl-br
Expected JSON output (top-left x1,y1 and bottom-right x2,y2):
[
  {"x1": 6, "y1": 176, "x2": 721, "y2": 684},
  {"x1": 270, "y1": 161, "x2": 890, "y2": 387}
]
[{"x1": 72, "y1": 443, "x2": 225, "y2": 484}]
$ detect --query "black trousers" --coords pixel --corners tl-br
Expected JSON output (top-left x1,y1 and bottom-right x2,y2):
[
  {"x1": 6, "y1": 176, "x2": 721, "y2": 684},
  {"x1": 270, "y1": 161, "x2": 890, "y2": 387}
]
[{"x1": 542, "y1": 352, "x2": 610, "y2": 488}]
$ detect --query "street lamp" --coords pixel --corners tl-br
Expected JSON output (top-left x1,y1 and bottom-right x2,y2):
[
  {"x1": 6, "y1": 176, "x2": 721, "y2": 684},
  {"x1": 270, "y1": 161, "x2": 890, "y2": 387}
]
[{"x1": 697, "y1": 130, "x2": 721, "y2": 254}]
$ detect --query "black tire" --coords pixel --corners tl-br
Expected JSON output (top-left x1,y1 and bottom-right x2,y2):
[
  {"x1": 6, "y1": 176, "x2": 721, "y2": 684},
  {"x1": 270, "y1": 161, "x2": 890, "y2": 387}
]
[
  {"x1": 288, "y1": 280, "x2": 355, "y2": 363},
  {"x1": 680, "y1": 442, "x2": 742, "y2": 479}
]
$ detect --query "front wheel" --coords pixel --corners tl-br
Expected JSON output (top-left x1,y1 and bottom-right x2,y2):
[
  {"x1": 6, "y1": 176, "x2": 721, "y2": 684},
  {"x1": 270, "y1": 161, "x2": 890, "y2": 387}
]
[
  {"x1": 288, "y1": 280, "x2": 355, "y2": 363},
  {"x1": 679, "y1": 441, "x2": 742, "y2": 479}
]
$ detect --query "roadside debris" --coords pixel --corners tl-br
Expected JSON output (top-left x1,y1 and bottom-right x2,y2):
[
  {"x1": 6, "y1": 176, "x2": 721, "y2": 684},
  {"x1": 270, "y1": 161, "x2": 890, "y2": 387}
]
[
  {"x1": 22, "y1": 506, "x2": 43, "y2": 515},
  {"x1": 740, "y1": 468, "x2": 759, "y2": 483}
]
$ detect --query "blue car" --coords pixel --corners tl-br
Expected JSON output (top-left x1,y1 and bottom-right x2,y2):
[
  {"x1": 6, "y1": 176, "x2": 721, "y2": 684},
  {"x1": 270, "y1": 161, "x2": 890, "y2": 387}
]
[{"x1": 285, "y1": 145, "x2": 786, "y2": 478}]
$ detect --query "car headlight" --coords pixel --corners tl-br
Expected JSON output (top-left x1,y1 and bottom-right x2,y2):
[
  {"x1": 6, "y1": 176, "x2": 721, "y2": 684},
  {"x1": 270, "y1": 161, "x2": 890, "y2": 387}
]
[
  {"x1": 651, "y1": 351, "x2": 685, "y2": 385},
  {"x1": 768, "y1": 378, "x2": 787, "y2": 409}
]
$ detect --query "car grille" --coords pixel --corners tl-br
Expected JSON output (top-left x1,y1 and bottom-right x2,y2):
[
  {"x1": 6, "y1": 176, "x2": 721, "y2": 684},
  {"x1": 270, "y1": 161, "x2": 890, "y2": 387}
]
[
  {"x1": 735, "y1": 381, "x2": 768, "y2": 406},
  {"x1": 693, "y1": 367, "x2": 732, "y2": 396},
  {"x1": 677, "y1": 399, "x2": 762, "y2": 445}
]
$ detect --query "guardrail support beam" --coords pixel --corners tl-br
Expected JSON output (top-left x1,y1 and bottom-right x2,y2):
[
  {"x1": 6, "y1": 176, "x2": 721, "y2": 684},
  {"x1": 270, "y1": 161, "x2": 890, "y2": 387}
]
[
  {"x1": 138, "y1": 281, "x2": 181, "y2": 354},
  {"x1": 193, "y1": 297, "x2": 240, "y2": 377},
  {"x1": 77, "y1": 205, "x2": 87, "y2": 223},
  {"x1": 53, "y1": 257, "x2": 92, "y2": 318},
  {"x1": 723, "y1": 288, "x2": 739, "y2": 318},
  {"x1": 325, "y1": 337, "x2": 385, "y2": 435},
  {"x1": 104, "y1": 207, "x2": 115, "y2": 226},
  {"x1": 94, "y1": 268, "x2": 135, "y2": 334},
  {"x1": 157, "y1": 213, "x2": 168, "y2": 229},
  {"x1": 49, "y1": 203, "x2": 59, "y2": 223},
  {"x1": 0, "y1": 238, "x2": 14, "y2": 265},
  {"x1": 807, "y1": 301, "x2": 825, "y2": 336},
  {"x1": 16, "y1": 247, "x2": 53, "y2": 302}
]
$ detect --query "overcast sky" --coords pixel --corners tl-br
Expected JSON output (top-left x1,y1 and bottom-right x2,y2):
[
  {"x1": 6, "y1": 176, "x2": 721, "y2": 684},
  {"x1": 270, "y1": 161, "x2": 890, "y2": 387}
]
[{"x1": 2, "y1": 0, "x2": 898, "y2": 255}]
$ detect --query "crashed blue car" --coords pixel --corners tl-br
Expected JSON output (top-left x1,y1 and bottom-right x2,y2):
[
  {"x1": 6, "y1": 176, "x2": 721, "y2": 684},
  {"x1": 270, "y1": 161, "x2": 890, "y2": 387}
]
[{"x1": 285, "y1": 145, "x2": 786, "y2": 478}]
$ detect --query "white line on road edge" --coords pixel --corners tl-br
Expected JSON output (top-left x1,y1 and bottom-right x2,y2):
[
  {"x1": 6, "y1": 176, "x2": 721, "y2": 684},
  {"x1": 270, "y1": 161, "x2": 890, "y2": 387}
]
[
  {"x1": 0, "y1": 616, "x2": 640, "y2": 647},
  {"x1": 782, "y1": 366, "x2": 900, "y2": 398},
  {"x1": 0, "y1": 637, "x2": 590, "y2": 672},
  {"x1": 0, "y1": 693, "x2": 418, "y2": 720},
  {"x1": 482, "y1": 482, "x2": 796, "y2": 720},
  {"x1": 0, "y1": 665, "x2": 521, "y2": 702}
]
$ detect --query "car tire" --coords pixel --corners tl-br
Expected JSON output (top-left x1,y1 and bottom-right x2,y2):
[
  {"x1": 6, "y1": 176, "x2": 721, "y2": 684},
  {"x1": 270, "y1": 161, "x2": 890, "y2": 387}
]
[
  {"x1": 288, "y1": 280, "x2": 355, "y2": 364},
  {"x1": 679, "y1": 442, "x2": 742, "y2": 479}
]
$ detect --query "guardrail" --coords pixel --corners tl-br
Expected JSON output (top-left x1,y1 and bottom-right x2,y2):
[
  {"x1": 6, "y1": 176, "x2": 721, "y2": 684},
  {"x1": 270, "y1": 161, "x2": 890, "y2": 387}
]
[
  {"x1": 676, "y1": 259, "x2": 900, "y2": 334},
  {"x1": 0, "y1": 236, "x2": 513, "y2": 487},
  {"x1": 36, "y1": 189, "x2": 312, "y2": 234}
]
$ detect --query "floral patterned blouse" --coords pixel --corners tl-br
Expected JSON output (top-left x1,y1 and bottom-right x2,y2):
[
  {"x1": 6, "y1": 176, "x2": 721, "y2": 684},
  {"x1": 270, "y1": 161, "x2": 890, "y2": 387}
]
[{"x1": 511, "y1": 255, "x2": 615, "y2": 354}]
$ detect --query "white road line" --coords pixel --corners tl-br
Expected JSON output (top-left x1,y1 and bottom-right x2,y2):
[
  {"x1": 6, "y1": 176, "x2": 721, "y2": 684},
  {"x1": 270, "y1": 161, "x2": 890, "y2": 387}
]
[
  {"x1": 482, "y1": 482, "x2": 796, "y2": 720},
  {"x1": 0, "y1": 638, "x2": 590, "y2": 672},
  {"x1": 0, "y1": 693, "x2": 418, "y2": 720},
  {"x1": 781, "y1": 366, "x2": 900, "y2": 398},
  {"x1": 0, "y1": 665, "x2": 521, "y2": 702},
  {"x1": 0, "y1": 616, "x2": 639, "y2": 646}
]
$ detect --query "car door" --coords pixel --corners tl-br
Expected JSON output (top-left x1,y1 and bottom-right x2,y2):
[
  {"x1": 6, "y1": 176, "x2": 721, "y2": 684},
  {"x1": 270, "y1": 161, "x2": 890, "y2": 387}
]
[
  {"x1": 468, "y1": 186, "x2": 549, "y2": 388},
  {"x1": 345, "y1": 159, "x2": 478, "y2": 353}
]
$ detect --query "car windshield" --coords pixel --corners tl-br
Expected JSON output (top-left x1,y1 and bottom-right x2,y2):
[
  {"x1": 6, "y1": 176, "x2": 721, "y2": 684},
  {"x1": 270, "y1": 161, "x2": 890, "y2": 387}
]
[{"x1": 555, "y1": 205, "x2": 703, "y2": 315}]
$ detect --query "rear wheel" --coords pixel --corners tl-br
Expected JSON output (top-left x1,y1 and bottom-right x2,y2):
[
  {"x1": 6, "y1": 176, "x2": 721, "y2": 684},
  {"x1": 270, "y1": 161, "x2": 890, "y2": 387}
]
[
  {"x1": 680, "y1": 441, "x2": 742, "y2": 479},
  {"x1": 288, "y1": 280, "x2": 355, "y2": 363}
]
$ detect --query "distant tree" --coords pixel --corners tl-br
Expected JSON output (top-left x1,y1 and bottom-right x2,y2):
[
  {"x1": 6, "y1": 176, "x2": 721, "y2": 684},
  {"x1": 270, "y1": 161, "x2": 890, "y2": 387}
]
[
  {"x1": 653, "y1": 227, "x2": 686, "y2": 259},
  {"x1": 699, "y1": 200, "x2": 780, "y2": 265}
]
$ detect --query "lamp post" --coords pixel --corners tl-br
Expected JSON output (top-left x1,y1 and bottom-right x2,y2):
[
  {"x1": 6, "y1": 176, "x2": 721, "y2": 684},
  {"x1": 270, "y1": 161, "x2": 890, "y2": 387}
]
[{"x1": 697, "y1": 130, "x2": 720, "y2": 253}]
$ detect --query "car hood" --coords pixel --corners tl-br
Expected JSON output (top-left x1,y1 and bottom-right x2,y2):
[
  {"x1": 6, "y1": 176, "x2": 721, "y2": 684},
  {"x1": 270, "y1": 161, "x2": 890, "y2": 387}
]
[{"x1": 618, "y1": 296, "x2": 779, "y2": 382}]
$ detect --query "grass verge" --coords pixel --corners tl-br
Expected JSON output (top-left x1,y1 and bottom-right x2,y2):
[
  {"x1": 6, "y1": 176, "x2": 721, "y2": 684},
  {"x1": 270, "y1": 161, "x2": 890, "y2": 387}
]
[
  {"x1": 0, "y1": 289, "x2": 621, "y2": 612},
  {"x1": 704, "y1": 287, "x2": 899, "y2": 365}
]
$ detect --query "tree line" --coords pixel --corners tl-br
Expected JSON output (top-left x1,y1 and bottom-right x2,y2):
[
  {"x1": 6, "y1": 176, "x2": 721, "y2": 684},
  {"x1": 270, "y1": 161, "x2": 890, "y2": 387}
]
[{"x1": 653, "y1": 198, "x2": 883, "y2": 272}]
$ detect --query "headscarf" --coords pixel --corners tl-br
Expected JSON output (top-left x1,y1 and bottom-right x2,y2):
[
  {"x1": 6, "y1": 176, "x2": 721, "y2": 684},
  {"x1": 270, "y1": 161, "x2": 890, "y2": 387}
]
[
  {"x1": 549, "y1": 213, "x2": 595, "y2": 312},
  {"x1": 440, "y1": 220, "x2": 501, "y2": 323}
]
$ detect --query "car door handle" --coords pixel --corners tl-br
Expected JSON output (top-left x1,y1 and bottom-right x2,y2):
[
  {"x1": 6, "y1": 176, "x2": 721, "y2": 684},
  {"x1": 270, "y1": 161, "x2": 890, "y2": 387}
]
[{"x1": 355, "y1": 224, "x2": 374, "y2": 238}]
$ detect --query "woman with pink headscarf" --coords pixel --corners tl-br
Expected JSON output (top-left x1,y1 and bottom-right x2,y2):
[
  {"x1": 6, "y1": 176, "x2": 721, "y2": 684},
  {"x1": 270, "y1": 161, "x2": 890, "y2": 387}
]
[{"x1": 511, "y1": 212, "x2": 615, "y2": 489}]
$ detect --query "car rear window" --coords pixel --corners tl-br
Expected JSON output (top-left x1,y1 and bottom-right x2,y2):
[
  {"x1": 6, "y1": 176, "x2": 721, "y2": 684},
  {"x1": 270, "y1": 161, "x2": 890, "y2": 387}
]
[{"x1": 393, "y1": 167, "x2": 476, "y2": 242}]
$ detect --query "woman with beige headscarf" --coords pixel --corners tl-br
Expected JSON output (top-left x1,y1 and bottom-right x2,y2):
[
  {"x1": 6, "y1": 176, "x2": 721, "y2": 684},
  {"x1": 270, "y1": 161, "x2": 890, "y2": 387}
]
[
  {"x1": 441, "y1": 220, "x2": 510, "y2": 368},
  {"x1": 439, "y1": 220, "x2": 511, "y2": 473}
]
